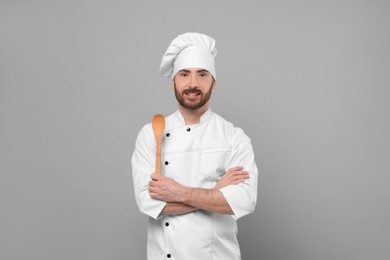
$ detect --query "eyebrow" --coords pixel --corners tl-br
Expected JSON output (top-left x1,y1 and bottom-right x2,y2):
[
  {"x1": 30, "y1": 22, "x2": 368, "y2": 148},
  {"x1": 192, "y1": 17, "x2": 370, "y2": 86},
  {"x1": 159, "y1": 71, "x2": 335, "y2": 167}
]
[{"x1": 178, "y1": 69, "x2": 209, "y2": 73}]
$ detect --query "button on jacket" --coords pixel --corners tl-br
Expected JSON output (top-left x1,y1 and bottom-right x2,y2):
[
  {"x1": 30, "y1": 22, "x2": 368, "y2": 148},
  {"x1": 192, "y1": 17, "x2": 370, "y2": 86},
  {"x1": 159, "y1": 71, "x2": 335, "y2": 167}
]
[{"x1": 131, "y1": 108, "x2": 258, "y2": 260}]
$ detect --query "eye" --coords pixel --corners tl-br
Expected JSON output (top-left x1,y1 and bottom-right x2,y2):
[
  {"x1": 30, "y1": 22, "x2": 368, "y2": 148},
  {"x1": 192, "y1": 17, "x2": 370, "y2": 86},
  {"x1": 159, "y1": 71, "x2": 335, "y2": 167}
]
[
  {"x1": 180, "y1": 72, "x2": 188, "y2": 77},
  {"x1": 199, "y1": 73, "x2": 207, "y2": 77}
]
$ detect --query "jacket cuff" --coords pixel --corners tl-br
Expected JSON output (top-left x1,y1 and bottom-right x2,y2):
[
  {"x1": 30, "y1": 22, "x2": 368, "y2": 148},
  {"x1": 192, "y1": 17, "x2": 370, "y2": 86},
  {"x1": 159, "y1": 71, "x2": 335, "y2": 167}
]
[
  {"x1": 219, "y1": 184, "x2": 255, "y2": 220},
  {"x1": 139, "y1": 196, "x2": 167, "y2": 220}
]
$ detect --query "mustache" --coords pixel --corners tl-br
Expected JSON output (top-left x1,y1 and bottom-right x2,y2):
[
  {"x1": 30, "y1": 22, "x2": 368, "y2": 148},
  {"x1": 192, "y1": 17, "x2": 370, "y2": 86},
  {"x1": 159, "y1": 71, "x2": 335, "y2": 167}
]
[{"x1": 184, "y1": 88, "x2": 202, "y2": 94}]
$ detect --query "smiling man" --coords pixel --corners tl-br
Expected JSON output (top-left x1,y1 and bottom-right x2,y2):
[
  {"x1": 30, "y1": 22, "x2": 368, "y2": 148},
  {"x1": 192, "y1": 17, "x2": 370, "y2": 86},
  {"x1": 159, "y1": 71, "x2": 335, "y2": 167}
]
[
  {"x1": 131, "y1": 32, "x2": 258, "y2": 260},
  {"x1": 174, "y1": 68, "x2": 213, "y2": 110}
]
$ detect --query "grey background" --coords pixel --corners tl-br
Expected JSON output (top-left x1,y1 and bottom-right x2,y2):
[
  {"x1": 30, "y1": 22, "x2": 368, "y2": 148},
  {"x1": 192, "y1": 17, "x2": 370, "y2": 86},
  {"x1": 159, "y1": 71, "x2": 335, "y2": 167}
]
[{"x1": 1, "y1": 1, "x2": 389, "y2": 259}]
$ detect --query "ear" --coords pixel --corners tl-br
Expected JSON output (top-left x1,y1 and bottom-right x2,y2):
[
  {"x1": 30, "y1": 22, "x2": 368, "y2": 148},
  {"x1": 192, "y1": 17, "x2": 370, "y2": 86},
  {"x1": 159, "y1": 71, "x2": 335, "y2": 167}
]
[{"x1": 212, "y1": 79, "x2": 216, "y2": 89}]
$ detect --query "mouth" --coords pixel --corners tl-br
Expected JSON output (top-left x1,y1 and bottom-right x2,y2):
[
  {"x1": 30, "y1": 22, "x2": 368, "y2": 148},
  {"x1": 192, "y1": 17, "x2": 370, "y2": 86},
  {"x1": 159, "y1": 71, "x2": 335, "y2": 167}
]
[{"x1": 184, "y1": 91, "x2": 201, "y2": 99}]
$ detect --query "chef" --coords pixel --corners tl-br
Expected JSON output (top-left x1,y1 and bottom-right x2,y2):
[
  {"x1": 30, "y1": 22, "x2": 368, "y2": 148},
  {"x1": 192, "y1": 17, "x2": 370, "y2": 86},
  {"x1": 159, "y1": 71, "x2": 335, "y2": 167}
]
[{"x1": 131, "y1": 32, "x2": 258, "y2": 260}]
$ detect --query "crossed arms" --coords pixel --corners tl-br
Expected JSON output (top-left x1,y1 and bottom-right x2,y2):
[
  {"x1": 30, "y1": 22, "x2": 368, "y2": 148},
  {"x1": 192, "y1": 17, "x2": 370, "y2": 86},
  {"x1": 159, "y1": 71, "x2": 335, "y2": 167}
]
[
  {"x1": 132, "y1": 125, "x2": 258, "y2": 220},
  {"x1": 148, "y1": 166, "x2": 249, "y2": 215}
]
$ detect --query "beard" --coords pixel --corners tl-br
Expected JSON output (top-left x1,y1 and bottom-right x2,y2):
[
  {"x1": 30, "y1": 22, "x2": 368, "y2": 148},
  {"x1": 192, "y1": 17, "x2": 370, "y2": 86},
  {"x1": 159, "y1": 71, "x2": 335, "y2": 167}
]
[{"x1": 174, "y1": 82, "x2": 213, "y2": 111}]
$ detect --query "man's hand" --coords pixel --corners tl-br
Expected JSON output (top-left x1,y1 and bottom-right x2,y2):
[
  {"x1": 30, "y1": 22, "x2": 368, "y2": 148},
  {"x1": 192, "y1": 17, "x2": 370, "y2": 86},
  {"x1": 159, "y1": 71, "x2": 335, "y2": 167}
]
[
  {"x1": 148, "y1": 173, "x2": 186, "y2": 202},
  {"x1": 214, "y1": 166, "x2": 249, "y2": 190}
]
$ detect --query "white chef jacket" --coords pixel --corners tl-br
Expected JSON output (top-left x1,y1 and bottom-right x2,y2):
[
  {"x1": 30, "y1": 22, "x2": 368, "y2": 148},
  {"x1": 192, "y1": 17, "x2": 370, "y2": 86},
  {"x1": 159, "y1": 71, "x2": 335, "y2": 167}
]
[{"x1": 131, "y1": 107, "x2": 258, "y2": 260}]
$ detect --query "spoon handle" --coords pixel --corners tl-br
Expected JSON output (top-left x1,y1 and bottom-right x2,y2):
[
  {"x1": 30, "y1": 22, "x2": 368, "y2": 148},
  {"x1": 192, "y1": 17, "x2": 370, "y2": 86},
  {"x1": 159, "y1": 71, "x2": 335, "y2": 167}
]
[
  {"x1": 152, "y1": 114, "x2": 165, "y2": 176},
  {"x1": 155, "y1": 136, "x2": 162, "y2": 175}
]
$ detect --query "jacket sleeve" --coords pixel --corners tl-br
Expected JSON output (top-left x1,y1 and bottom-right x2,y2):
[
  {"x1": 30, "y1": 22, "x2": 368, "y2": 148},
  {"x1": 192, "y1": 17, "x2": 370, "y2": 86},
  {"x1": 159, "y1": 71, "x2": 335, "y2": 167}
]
[
  {"x1": 219, "y1": 127, "x2": 258, "y2": 220},
  {"x1": 131, "y1": 124, "x2": 167, "y2": 220}
]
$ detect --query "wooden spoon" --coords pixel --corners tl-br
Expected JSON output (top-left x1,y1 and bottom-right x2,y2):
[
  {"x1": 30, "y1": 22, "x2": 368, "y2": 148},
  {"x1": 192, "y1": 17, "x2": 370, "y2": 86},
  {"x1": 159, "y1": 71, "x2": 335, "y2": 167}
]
[{"x1": 152, "y1": 114, "x2": 165, "y2": 176}]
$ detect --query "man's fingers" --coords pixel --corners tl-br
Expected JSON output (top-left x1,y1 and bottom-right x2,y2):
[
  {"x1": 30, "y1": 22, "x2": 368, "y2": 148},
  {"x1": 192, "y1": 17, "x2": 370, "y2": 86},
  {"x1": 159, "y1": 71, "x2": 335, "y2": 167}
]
[
  {"x1": 230, "y1": 173, "x2": 249, "y2": 183},
  {"x1": 238, "y1": 172, "x2": 250, "y2": 178},
  {"x1": 150, "y1": 192, "x2": 159, "y2": 199},
  {"x1": 231, "y1": 179, "x2": 246, "y2": 185},
  {"x1": 237, "y1": 171, "x2": 249, "y2": 176},
  {"x1": 149, "y1": 180, "x2": 158, "y2": 187},
  {"x1": 227, "y1": 170, "x2": 249, "y2": 177},
  {"x1": 228, "y1": 166, "x2": 244, "y2": 172},
  {"x1": 150, "y1": 173, "x2": 162, "y2": 181},
  {"x1": 233, "y1": 175, "x2": 249, "y2": 181}
]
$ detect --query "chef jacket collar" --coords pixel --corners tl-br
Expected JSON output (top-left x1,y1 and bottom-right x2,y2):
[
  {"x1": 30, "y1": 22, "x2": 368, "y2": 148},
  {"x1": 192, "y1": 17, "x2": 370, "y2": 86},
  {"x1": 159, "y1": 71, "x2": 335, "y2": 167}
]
[{"x1": 175, "y1": 107, "x2": 212, "y2": 126}]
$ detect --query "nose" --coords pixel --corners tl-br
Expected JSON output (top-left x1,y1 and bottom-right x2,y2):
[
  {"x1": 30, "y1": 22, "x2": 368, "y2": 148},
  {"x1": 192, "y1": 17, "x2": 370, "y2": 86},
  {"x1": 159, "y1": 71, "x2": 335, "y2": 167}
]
[{"x1": 188, "y1": 74, "x2": 199, "y2": 87}]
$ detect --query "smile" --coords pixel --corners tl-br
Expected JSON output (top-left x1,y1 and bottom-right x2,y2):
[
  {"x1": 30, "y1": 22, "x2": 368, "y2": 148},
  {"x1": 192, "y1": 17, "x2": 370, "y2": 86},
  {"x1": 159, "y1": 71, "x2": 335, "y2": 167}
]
[{"x1": 185, "y1": 93, "x2": 201, "y2": 99}]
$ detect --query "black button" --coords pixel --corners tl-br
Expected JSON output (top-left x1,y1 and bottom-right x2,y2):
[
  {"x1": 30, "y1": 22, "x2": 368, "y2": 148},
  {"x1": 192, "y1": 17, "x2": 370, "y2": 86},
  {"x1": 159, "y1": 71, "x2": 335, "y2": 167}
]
[
  {"x1": 166, "y1": 133, "x2": 170, "y2": 137},
  {"x1": 165, "y1": 161, "x2": 169, "y2": 165},
  {"x1": 167, "y1": 254, "x2": 171, "y2": 258},
  {"x1": 186, "y1": 127, "x2": 191, "y2": 132},
  {"x1": 165, "y1": 222, "x2": 169, "y2": 226}
]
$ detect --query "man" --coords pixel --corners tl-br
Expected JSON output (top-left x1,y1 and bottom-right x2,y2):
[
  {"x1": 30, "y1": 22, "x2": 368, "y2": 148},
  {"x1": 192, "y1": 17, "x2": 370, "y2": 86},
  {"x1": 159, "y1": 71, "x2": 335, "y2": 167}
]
[{"x1": 131, "y1": 32, "x2": 258, "y2": 260}]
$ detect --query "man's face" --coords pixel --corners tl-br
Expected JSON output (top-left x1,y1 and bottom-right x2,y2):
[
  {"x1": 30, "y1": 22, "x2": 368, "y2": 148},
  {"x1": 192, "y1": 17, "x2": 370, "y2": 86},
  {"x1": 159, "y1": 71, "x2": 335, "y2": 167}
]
[{"x1": 173, "y1": 68, "x2": 216, "y2": 111}]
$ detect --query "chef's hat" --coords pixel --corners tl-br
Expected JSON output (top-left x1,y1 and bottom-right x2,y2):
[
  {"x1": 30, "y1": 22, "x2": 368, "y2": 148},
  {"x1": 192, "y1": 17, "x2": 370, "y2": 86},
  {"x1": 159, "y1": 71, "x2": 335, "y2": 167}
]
[{"x1": 159, "y1": 32, "x2": 217, "y2": 79}]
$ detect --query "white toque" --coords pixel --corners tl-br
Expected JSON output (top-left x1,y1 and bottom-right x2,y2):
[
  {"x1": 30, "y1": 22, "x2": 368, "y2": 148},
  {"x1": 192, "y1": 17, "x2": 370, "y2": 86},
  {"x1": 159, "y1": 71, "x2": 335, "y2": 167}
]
[{"x1": 159, "y1": 32, "x2": 217, "y2": 79}]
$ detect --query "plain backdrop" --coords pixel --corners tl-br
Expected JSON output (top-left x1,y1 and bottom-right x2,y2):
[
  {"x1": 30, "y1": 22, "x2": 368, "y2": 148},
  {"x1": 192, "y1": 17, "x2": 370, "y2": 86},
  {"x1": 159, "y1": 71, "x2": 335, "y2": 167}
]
[{"x1": 1, "y1": 1, "x2": 389, "y2": 260}]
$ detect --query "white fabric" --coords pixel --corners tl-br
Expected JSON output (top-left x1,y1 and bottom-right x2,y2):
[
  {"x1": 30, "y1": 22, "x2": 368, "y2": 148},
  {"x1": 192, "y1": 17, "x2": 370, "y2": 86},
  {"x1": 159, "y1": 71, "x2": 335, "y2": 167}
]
[
  {"x1": 131, "y1": 108, "x2": 258, "y2": 260},
  {"x1": 159, "y1": 32, "x2": 217, "y2": 79}
]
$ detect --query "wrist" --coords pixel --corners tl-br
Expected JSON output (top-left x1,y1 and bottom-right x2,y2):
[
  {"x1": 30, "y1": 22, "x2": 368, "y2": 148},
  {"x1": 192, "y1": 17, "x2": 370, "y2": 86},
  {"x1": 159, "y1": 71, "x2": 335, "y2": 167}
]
[{"x1": 179, "y1": 186, "x2": 193, "y2": 204}]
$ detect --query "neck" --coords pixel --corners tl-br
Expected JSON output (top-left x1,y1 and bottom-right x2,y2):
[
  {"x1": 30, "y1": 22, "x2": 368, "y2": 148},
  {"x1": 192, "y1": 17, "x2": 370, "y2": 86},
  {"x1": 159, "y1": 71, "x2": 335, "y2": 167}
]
[{"x1": 178, "y1": 104, "x2": 209, "y2": 125}]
